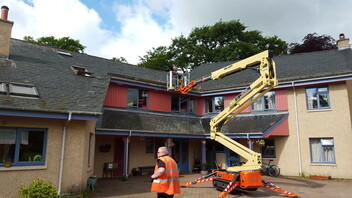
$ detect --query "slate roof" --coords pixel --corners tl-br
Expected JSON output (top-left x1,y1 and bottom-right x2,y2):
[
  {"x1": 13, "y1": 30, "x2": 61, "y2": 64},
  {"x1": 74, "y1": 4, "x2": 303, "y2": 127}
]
[
  {"x1": 0, "y1": 39, "x2": 165, "y2": 115},
  {"x1": 98, "y1": 108, "x2": 288, "y2": 136},
  {"x1": 189, "y1": 48, "x2": 352, "y2": 92}
]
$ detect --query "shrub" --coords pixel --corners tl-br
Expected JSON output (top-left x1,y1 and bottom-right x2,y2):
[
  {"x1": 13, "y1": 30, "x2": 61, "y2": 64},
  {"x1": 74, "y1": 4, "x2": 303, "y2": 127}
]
[{"x1": 20, "y1": 178, "x2": 58, "y2": 198}]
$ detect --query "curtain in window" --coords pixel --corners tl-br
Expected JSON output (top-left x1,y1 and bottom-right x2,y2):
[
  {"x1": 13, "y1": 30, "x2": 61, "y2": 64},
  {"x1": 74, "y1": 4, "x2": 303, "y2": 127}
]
[
  {"x1": 323, "y1": 147, "x2": 335, "y2": 162},
  {"x1": 0, "y1": 130, "x2": 16, "y2": 144},
  {"x1": 266, "y1": 92, "x2": 276, "y2": 109},
  {"x1": 310, "y1": 139, "x2": 322, "y2": 162}
]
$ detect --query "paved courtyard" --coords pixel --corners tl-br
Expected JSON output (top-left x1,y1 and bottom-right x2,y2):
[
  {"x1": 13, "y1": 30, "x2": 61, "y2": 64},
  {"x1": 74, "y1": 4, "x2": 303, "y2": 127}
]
[{"x1": 89, "y1": 173, "x2": 352, "y2": 198}]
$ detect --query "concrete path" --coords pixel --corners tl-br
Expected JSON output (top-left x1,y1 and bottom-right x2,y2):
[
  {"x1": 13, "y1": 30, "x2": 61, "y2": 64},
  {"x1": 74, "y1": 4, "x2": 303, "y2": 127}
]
[{"x1": 89, "y1": 173, "x2": 352, "y2": 198}]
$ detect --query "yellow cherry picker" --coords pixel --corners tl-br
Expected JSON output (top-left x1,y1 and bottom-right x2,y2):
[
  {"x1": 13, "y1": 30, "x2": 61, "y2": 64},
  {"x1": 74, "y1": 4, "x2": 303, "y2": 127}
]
[{"x1": 167, "y1": 50, "x2": 299, "y2": 198}]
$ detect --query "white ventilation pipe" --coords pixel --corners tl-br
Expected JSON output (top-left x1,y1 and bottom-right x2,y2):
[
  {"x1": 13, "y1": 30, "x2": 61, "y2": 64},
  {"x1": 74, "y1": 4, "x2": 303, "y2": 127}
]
[{"x1": 292, "y1": 82, "x2": 302, "y2": 175}]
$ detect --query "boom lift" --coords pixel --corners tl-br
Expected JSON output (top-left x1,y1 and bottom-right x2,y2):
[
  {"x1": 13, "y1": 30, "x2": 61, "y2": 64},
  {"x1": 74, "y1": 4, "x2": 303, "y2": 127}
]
[{"x1": 167, "y1": 50, "x2": 298, "y2": 198}]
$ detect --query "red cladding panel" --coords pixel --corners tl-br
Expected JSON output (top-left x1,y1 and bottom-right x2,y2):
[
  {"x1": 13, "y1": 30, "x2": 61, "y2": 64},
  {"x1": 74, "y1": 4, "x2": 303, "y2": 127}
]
[
  {"x1": 197, "y1": 98, "x2": 204, "y2": 116},
  {"x1": 276, "y1": 89, "x2": 288, "y2": 111},
  {"x1": 149, "y1": 91, "x2": 171, "y2": 112},
  {"x1": 104, "y1": 83, "x2": 127, "y2": 108},
  {"x1": 264, "y1": 119, "x2": 289, "y2": 138}
]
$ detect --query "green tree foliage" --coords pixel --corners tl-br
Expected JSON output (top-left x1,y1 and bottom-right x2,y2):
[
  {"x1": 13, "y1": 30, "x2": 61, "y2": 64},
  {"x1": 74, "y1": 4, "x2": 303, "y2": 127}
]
[
  {"x1": 111, "y1": 56, "x2": 128, "y2": 63},
  {"x1": 289, "y1": 33, "x2": 337, "y2": 54},
  {"x1": 23, "y1": 36, "x2": 86, "y2": 53},
  {"x1": 138, "y1": 20, "x2": 288, "y2": 70}
]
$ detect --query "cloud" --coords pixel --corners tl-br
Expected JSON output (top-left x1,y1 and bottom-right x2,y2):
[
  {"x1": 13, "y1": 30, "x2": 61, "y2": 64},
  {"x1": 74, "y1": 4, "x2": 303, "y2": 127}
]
[{"x1": 3, "y1": 0, "x2": 352, "y2": 65}]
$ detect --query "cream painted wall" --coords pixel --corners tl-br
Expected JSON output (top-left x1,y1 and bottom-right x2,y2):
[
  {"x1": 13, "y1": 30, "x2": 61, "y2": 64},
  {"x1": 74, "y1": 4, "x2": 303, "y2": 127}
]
[
  {"x1": 0, "y1": 116, "x2": 95, "y2": 198},
  {"x1": 281, "y1": 82, "x2": 352, "y2": 179}
]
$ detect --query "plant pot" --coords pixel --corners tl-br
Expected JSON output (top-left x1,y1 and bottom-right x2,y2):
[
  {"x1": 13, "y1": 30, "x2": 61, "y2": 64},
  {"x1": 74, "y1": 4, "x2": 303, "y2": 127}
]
[
  {"x1": 4, "y1": 162, "x2": 11, "y2": 168},
  {"x1": 310, "y1": 176, "x2": 329, "y2": 180}
]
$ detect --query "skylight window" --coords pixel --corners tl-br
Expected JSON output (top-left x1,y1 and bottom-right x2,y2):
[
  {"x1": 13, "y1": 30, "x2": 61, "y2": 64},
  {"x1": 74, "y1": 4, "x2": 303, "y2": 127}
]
[
  {"x1": 8, "y1": 83, "x2": 39, "y2": 97},
  {"x1": 71, "y1": 66, "x2": 93, "y2": 77},
  {"x1": 57, "y1": 50, "x2": 72, "y2": 57},
  {"x1": 0, "y1": 83, "x2": 7, "y2": 94}
]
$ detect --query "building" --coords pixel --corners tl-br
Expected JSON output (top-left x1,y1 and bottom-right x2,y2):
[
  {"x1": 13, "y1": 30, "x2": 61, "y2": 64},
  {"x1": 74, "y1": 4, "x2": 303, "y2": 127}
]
[{"x1": 1, "y1": 5, "x2": 352, "y2": 198}]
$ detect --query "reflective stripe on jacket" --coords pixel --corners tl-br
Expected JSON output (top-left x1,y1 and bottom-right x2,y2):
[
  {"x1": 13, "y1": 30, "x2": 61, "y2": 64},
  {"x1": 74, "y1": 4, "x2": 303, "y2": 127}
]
[{"x1": 151, "y1": 155, "x2": 181, "y2": 195}]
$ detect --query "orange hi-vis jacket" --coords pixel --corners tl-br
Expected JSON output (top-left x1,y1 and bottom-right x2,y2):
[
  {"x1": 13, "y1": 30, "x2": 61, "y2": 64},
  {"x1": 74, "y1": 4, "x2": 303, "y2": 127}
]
[{"x1": 151, "y1": 155, "x2": 181, "y2": 195}]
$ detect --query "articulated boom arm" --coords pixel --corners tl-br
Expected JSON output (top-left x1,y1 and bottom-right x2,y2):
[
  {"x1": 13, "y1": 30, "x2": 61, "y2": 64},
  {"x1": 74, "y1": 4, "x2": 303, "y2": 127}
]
[
  {"x1": 174, "y1": 50, "x2": 278, "y2": 172},
  {"x1": 210, "y1": 50, "x2": 277, "y2": 171}
]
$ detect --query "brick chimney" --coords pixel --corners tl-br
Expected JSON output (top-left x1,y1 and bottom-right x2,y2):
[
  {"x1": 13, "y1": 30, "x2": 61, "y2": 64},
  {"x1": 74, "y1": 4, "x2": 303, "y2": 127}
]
[
  {"x1": 0, "y1": 6, "x2": 14, "y2": 58},
  {"x1": 337, "y1": 33, "x2": 350, "y2": 50}
]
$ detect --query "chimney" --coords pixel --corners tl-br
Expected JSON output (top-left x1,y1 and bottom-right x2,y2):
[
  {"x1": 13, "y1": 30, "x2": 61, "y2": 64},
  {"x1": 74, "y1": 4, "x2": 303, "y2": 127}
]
[
  {"x1": 337, "y1": 33, "x2": 350, "y2": 50},
  {"x1": 0, "y1": 5, "x2": 14, "y2": 58}
]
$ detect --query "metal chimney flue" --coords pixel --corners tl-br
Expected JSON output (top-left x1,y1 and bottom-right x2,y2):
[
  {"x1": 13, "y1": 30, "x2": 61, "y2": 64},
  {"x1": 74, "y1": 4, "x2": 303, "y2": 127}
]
[{"x1": 1, "y1": 5, "x2": 9, "y2": 21}]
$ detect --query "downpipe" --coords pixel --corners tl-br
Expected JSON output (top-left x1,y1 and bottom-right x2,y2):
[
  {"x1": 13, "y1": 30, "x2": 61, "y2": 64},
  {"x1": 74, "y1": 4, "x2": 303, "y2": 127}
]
[{"x1": 58, "y1": 112, "x2": 72, "y2": 195}]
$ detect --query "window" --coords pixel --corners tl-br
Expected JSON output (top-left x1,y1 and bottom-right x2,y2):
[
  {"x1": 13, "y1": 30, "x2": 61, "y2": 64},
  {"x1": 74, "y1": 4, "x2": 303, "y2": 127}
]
[
  {"x1": 0, "y1": 83, "x2": 6, "y2": 94},
  {"x1": 306, "y1": 87, "x2": 330, "y2": 110},
  {"x1": 145, "y1": 138, "x2": 154, "y2": 153},
  {"x1": 127, "y1": 88, "x2": 148, "y2": 108},
  {"x1": 261, "y1": 139, "x2": 276, "y2": 158},
  {"x1": 171, "y1": 95, "x2": 196, "y2": 113},
  {"x1": 310, "y1": 138, "x2": 335, "y2": 163},
  {"x1": 205, "y1": 96, "x2": 224, "y2": 113},
  {"x1": 251, "y1": 91, "x2": 276, "y2": 111},
  {"x1": 0, "y1": 128, "x2": 47, "y2": 167},
  {"x1": 0, "y1": 82, "x2": 39, "y2": 98}
]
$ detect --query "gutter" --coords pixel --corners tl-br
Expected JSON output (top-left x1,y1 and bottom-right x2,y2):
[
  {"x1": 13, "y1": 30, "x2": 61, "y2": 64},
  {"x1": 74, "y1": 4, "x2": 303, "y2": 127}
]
[{"x1": 58, "y1": 112, "x2": 72, "y2": 195}]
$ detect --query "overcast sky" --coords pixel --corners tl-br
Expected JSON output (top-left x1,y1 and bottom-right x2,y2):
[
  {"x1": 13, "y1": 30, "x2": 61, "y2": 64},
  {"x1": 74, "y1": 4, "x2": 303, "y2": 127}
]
[{"x1": 2, "y1": 0, "x2": 352, "y2": 64}]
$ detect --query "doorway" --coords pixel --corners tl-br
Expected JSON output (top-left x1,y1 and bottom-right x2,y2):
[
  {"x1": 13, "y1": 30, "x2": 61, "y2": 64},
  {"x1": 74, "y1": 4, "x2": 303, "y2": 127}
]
[
  {"x1": 113, "y1": 137, "x2": 124, "y2": 176},
  {"x1": 172, "y1": 139, "x2": 189, "y2": 172}
]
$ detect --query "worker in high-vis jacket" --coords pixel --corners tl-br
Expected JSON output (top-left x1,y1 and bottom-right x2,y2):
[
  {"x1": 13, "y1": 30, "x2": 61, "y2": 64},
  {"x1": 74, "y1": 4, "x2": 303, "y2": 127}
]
[{"x1": 151, "y1": 146, "x2": 181, "y2": 198}]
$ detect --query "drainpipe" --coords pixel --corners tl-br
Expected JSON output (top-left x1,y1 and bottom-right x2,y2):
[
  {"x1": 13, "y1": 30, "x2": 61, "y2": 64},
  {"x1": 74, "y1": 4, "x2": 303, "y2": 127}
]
[
  {"x1": 247, "y1": 134, "x2": 253, "y2": 150},
  {"x1": 292, "y1": 82, "x2": 303, "y2": 175},
  {"x1": 58, "y1": 112, "x2": 72, "y2": 195},
  {"x1": 124, "y1": 131, "x2": 131, "y2": 177}
]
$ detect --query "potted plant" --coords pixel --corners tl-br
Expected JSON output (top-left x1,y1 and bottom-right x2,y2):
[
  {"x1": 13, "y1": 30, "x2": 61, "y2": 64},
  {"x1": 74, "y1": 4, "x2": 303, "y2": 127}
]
[
  {"x1": 4, "y1": 161, "x2": 11, "y2": 168},
  {"x1": 200, "y1": 161, "x2": 208, "y2": 175}
]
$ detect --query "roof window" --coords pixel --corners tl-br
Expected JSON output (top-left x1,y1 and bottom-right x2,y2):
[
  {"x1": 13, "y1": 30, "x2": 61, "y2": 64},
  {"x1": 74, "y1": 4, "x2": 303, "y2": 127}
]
[
  {"x1": 71, "y1": 66, "x2": 93, "y2": 77},
  {"x1": 57, "y1": 50, "x2": 72, "y2": 57},
  {"x1": 0, "y1": 83, "x2": 7, "y2": 94},
  {"x1": 9, "y1": 83, "x2": 39, "y2": 98}
]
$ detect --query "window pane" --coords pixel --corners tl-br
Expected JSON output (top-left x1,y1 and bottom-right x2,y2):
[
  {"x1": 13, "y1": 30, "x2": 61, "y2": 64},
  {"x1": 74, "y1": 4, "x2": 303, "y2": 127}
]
[
  {"x1": 306, "y1": 88, "x2": 317, "y2": 109},
  {"x1": 9, "y1": 84, "x2": 38, "y2": 96},
  {"x1": 310, "y1": 138, "x2": 322, "y2": 162},
  {"x1": 252, "y1": 93, "x2": 263, "y2": 110},
  {"x1": 171, "y1": 95, "x2": 179, "y2": 111},
  {"x1": 214, "y1": 97, "x2": 224, "y2": 112},
  {"x1": 205, "y1": 98, "x2": 213, "y2": 113},
  {"x1": 189, "y1": 98, "x2": 196, "y2": 113},
  {"x1": 19, "y1": 130, "x2": 44, "y2": 162},
  {"x1": 262, "y1": 139, "x2": 276, "y2": 158},
  {"x1": 139, "y1": 90, "x2": 148, "y2": 108},
  {"x1": 319, "y1": 93, "x2": 329, "y2": 108},
  {"x1": 0, "y1": 129, "x2": 16, "y2": 163},
  {"x1": 127, "y1": 88, "x2": 138, "y2": 107},
  {"x1": 180, "y1": 96, "x2": 188, "y2": 112},
  {"x1": 264, "y1": 92, "x2": 276, "y2": 109}
]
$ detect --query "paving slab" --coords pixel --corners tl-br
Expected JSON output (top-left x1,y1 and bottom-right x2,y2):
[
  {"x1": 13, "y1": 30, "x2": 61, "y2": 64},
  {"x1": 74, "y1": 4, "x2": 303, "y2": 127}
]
[{"x1": 89, "y1": 173, "x2": 352, "y2": 198}]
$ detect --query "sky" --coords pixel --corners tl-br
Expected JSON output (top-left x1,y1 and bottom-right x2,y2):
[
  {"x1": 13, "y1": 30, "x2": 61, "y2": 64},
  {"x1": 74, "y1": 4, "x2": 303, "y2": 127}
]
[{"x1": 2, "y1": 0, "x2": 352, "y2": 64}]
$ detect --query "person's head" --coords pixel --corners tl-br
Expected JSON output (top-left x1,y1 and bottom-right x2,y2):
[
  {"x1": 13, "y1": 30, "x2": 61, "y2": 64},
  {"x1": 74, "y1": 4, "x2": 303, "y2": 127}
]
[
  {"x1": 157, "y1": 146, "x2": 169, "y2": 157},
  {"x1": 172, "y1": 66, "x2": 177, "y2": 71}
]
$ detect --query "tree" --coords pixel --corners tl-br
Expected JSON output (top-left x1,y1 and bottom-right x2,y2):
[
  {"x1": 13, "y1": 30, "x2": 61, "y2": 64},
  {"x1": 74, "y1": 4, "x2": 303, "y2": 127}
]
[
  {"x1": 139, "y1": 20, "x2": 288, "y2": 70},
  {"x1": 289, "y1": 33, "x2": 337, "y2": 54},
  {"x1": 111, "y1": 57, "x2": 128, "y2": 63},
  {"x1": 23, "y1": 36, "x2": 86, "y2": 53}
]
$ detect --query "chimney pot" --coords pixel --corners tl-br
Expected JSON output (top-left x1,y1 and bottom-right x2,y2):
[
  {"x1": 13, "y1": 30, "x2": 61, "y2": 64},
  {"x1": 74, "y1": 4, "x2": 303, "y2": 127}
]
[{"x1": 1, "y1": 5, "x2": 9, "y2": 20}]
